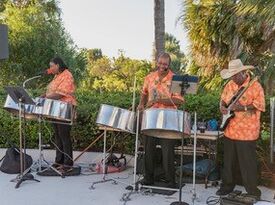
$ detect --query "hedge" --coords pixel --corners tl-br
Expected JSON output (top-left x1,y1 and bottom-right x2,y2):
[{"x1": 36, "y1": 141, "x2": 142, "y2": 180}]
[{"x1": 0, "y1": 89, "x2": 272, "y2": 154}]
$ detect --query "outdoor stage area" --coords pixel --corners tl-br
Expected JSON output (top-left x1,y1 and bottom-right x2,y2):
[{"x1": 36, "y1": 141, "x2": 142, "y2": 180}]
[{"x1": 0, "y1": 149, "x2": 274, "y2": 205}]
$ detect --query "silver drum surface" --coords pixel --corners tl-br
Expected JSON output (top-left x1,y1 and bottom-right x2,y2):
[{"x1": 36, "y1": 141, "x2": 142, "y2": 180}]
[
  {"x1": 96, "y1": 104, "x2": 136, "y2": 133},
  {"x1": 3, "y1": 95, "x2": 37, "y2": 119},
  {"x1": 141, "y1": 108, "x2": 191, "y2": 139},
  {"x1": 34, "y1": 98, "x2": 73, "y2": 122}
]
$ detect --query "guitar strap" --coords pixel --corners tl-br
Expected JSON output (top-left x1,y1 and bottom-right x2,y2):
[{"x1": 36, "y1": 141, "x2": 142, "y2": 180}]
[{"x1": 226, "y1": 77, "x2": 258, "y2": 108}]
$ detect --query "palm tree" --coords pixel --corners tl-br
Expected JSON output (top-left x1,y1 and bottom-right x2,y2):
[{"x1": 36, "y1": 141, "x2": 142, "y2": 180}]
[
  {"x1": 165, "y1": 33, "x2": 186, "y2": 73},
  {"x1": 180, "y1": 0, "x2": 275, "y2": 94},
  {"x1": 154, "y1": 0, "x2": 165, "y2": 62}
]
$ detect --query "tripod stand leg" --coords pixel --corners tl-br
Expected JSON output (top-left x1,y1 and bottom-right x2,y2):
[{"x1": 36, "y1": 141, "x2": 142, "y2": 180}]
[
  {"x1": 37, "y1": 163, "x2": 65, "y2": 178},
  {"x1": 15, "y1": 173, "x2": 40, "y2": 189}
]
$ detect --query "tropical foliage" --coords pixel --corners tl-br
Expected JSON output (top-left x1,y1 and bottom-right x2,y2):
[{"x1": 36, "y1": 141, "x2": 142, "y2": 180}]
[
  {"x1": 0, "y1": 0, "x2": 86, "y2": 87},
  {"x1": 80, "y1": 33, "x2": 186, "y2": 92},
  {"x1": 80, "y1": 50, "x2": 151, "y2": 92},
  {"x1": 165, "y1": 33, "x2": 187, "y2": 73},
  {"x1": 181, "y1": 0, "x2": 275, "y2": 94}
]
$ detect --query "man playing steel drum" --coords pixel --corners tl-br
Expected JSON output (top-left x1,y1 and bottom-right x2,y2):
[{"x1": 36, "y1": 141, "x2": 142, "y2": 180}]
[{"x1": 137, "y1": 52, "x2": 184, "y2": 188}]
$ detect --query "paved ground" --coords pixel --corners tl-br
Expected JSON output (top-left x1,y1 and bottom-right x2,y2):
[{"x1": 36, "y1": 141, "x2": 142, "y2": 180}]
[{"x1": 0, "y1": 149, "x2": 274, "y2": 205}]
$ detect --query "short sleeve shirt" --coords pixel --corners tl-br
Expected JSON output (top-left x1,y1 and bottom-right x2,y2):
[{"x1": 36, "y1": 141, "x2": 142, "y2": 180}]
[
  {"x1": 221, "y1": 76, "x2": 265, "y2": 140},
  {"x1": 142, "y1": 70, "x2": 184, "y2": 109},
  {"x1": 46, "y1": 69, "x2": 77, "y2": 105}
]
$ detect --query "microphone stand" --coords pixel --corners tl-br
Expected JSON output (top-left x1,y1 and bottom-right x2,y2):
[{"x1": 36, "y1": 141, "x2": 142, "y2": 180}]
[{"x1": 23, "y1": 75, "x2": 42, "y2": 88}]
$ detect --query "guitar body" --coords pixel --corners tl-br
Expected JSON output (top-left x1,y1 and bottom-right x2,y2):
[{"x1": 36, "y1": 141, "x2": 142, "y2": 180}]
[{"x1": 220, "y1": 111, "x2": 235, "y2": 131}]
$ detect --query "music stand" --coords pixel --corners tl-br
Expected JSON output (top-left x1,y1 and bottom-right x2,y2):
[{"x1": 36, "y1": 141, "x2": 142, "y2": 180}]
[
  {"x1": 171, "y1": 75, "x2": 199, "y2": 95},
  {"x1": 4, "y1": 86, "x2": 40, "y2": 188},
  {"x1": 170, "y1": 75, "x2": 199, "y2": 205}
]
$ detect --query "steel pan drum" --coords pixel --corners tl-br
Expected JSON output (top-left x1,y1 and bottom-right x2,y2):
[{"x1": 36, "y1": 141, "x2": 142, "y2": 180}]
[
  {"x1": 3, "y1": 95, "x2": 37, "y2": 119},
  {"x1": 33, "y1": 98, "x2": 73, "y2": 122},
  {"x1": 141, "y1": 108, "x2": 191, "y2": 139},
  {"x1": 96, "y1": 104, "x2": 136, "y2": 133}
]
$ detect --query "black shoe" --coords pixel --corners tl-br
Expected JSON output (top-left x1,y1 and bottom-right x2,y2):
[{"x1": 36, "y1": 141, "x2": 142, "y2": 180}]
[
  {"x1": 243, "y1": 193, "x2": 260, "y2": 201},
  {"x1": 59, "y1": 165, "x2": 73, "y2": 173},
  {"x1": 52, "y1": 162, "x2": 63, "y2": 169},
  {"x1": 216, "y1": 188, "x2": 233, "y2": 196},
  {"x1": 246, "y1": 189, "x2": 261, "y2": 201}
]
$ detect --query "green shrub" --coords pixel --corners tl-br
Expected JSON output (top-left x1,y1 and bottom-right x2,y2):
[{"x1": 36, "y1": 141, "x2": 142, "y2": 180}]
[{"x1": 0, "y1": 89, "x2": 272, "y2": 154}]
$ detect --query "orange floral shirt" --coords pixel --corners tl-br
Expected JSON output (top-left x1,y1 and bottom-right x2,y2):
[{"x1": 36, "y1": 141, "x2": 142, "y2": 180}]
[
  {"x1": 221, "y1": 75, "x2": 265, "y2": 141},
  {"x1": 142, "y1": 70, "x2": 184, "y2": 109},
  {"x1": 46, "y1": 69, "x2": 77, "y2": 105}
]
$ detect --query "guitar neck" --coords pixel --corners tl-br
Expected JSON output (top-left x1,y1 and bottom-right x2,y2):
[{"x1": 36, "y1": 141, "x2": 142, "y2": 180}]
[{"x1": 227, "y1": 77, "x2": 258, "y2": 110}]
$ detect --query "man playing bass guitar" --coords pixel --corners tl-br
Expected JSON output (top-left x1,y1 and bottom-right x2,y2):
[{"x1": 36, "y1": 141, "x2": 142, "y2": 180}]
[{"x1": 216, "y1": 59, "x2": 265, "y2": 199}]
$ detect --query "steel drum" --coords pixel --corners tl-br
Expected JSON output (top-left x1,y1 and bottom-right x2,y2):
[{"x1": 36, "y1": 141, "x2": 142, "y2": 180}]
[
  {"x1": 3, "y1": 95, "x2": 37, "y2": 119},
  {"x1": 96, "y1": 104, "x2": 136, "y2": 133},
  {"x1": 33, "y1": 98, "x2": 73, "y2": 122},
  {"x1": 141, "y1": 108, "x2": 191, "y2": 139}
]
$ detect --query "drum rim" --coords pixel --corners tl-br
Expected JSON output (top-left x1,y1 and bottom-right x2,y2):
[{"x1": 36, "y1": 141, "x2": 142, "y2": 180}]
[
  {"x1": 144, "y1": 107, "x2": 187, "y2": 112},
  {"x1": 100, "y1": 103, "x2": 135, "y2": 114},
  {"x1": 96, "y1": 123, "x2": 136, "y2": 134}
]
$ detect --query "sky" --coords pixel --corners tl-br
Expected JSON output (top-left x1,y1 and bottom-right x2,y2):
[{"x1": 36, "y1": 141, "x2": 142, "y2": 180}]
[{"x1": 58, "y1": 0, "x2": 189, "y2": 60}]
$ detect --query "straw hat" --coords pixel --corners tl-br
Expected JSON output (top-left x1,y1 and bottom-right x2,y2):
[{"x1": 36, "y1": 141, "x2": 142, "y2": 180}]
[{"x1": 220, "y1": 59, "x2": 254, "y2": 79}]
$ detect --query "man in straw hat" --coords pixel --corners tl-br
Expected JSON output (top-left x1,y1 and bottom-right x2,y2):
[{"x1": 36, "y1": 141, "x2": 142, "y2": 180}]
[{"x1": 216, "y1": 59, "x2": 265, "y2": 198}]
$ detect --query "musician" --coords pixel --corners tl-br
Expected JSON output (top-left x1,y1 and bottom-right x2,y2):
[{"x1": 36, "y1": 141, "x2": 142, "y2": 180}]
[
  {"x1": 137, "y1": 52, "x2": 184, "y2": 188},
  {"x1": 42, "y1": 57, "x2": 77, "y2": 172},
  {"x1": 216, "y1": 59, "x2": 265, "y2": 198}
]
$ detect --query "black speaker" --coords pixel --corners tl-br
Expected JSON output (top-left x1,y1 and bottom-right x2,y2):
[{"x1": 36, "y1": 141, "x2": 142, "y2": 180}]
[{"x1": 0, "y1": 24, "x2": 9, "y2": 59}]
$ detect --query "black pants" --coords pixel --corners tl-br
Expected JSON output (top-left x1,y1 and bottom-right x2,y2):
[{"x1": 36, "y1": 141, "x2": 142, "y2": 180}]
[
  {"x1": 52, "y1": 123, "x2": 73, "y2": 166},
  {"x1": 144, "y1": 136, "x2": 176, "y2": 184},
  {"x1": 221, "y1": 137, "x2": 260, "y2": 196}
]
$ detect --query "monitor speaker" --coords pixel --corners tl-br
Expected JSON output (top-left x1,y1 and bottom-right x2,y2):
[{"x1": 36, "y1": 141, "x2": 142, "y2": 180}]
[{"x1": 0, "y1": 24, "x2": 9, "y2": 59}]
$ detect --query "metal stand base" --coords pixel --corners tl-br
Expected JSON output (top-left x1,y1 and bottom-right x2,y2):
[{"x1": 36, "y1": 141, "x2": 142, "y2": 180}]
[
  {"x1": 90, "y1": 129, "x2": 132, "y2": 190},
  {"x1": 90, "y1": 178, "x2": 117, "y2": 190},
  {"x1": 14, "y1": 173, "x2": 40, "y2": 189},
  {"x1": 170, "y1": 202, "x2": 189, "y2": 205},
  {"x1": 11, "y1": 171, "x2": 40, "y2": 189},
  {"x1": 35, "y1": 117, "x2": 64, "y2": 178}
]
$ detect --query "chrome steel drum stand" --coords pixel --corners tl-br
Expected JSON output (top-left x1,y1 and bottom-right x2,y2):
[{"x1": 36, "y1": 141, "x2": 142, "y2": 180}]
[
  {"x1": 122, "y1": 109, "x2": 185, "y2": 205},
  {"x1": 89, "y1": 128, "x2": 117, "y2": 189},
  {"x1": 137, "y1": 111, "x2": 189, "y2": 200},
  {"x1": 170, "y1": 112, "x2": 198, "y2": 205},
  {"x1": 120, "y1": 110, "x2": 145, "y2": 204},
  {"x1": 91, "y1": 77, "x2": 138, "y2": 190},
  {"x1": 89, "y1": 128, "x2": 132, "y2": 189},
  {"x1": 32, "y1": 116, "x2": 64, "y2": 177}
]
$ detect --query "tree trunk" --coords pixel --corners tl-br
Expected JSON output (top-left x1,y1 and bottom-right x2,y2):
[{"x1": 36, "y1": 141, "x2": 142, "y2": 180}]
[{"x1": 154, "y1": 0, "x2": 165, "y2": 62}]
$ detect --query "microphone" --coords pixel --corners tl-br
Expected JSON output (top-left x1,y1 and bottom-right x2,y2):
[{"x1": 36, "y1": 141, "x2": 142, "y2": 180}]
[{"x1": 36, "y1": 68, "x2": 54, "y2": 76}]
